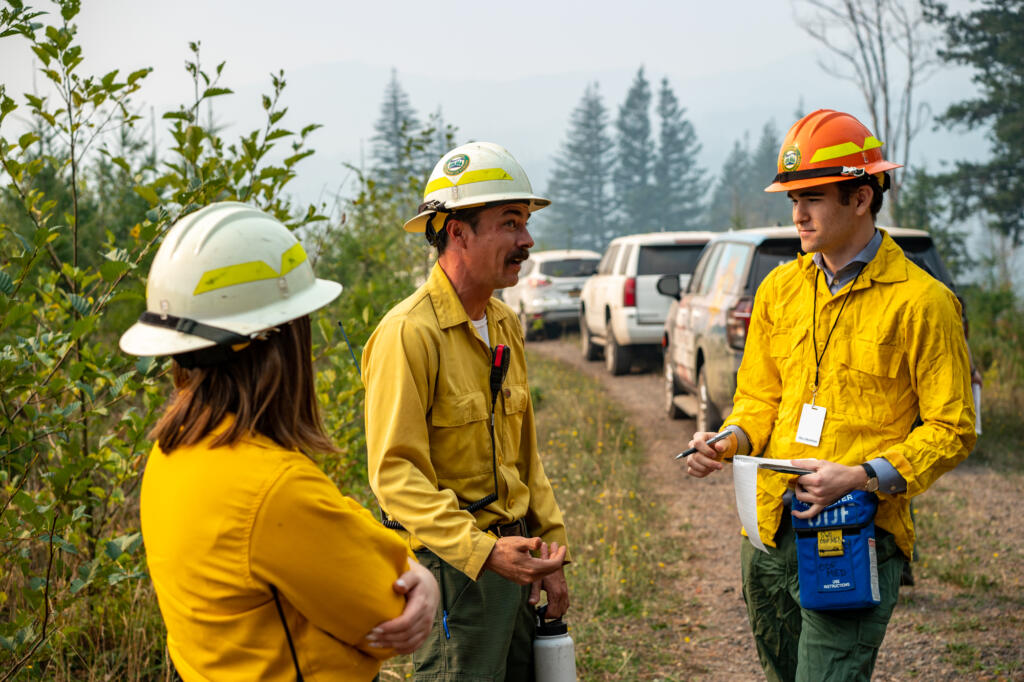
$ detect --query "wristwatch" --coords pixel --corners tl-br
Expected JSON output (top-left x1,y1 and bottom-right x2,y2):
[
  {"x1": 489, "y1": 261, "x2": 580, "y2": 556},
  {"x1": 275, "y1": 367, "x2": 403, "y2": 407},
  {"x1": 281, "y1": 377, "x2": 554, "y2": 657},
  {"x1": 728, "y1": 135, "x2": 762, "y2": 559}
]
[{"x1": 861, "y1": 462, "x2": 879, "y2": 493}]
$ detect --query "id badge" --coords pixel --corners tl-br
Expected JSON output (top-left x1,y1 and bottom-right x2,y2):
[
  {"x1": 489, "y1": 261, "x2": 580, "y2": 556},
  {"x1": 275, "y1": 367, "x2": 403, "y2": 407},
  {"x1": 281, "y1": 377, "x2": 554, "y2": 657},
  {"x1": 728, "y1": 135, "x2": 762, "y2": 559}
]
[{"x1": 796, "y1": 403, "x2": 826, "y2": 447}]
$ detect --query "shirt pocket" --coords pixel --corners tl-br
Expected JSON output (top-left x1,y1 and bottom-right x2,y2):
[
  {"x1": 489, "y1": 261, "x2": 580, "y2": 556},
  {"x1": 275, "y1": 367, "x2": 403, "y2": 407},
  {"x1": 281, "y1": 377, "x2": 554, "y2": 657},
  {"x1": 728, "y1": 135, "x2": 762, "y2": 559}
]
[
  {"x1": 769, "y1": 327, "x2": 808, "y2": 376},
  {"x1": 834, "y1": 339, "x2": 904, "y2": 421},
  {"x1": 430, "y1": 390, "x2": 492, "y2": 478},
  {"x1": 431, "y1": 390, "x2": 488, "y2": 428},
  {"x1": 502, "y1": 384, "x2": 528, "y2": 416}
]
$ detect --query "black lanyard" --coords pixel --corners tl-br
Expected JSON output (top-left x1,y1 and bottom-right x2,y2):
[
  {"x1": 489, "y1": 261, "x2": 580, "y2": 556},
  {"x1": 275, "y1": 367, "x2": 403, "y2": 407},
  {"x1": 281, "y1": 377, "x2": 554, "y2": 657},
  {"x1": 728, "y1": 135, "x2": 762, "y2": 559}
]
[{"x1": 810, "y1": 263, "x2": 866, "y2": 399}]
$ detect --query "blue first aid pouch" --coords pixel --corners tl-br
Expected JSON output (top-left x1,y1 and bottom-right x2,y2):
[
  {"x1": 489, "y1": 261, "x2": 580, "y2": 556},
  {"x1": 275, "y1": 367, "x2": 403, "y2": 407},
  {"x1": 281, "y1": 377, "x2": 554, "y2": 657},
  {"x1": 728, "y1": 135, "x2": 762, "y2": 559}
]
[{"x1": 791, "y1": 490, "x2": 880, "y2": 610}]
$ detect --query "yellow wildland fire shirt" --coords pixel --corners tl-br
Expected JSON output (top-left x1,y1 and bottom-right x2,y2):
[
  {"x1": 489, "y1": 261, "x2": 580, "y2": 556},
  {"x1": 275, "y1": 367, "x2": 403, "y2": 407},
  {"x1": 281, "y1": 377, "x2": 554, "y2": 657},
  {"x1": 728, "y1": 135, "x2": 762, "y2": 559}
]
[
  {"x1": 140, "y1": 418, "x2": 410, "y2": 681},
  {"x1": 363, "y1": 262, "x2": 569, "y2": 579},
  {"x1": 723, "y1": 230, "x2": 976, "y2": 558}
]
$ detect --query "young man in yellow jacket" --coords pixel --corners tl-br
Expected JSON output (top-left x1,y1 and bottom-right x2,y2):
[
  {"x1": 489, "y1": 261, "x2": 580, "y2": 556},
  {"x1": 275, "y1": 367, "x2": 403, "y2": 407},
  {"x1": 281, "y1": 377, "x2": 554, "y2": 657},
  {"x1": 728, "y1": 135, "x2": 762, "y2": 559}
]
[
  {"x1": 362, "y1": 142, "x2": 571, "y2": 680},
  {"x1": 686, "y1": 110, "x2": 976, "y2": 681}
]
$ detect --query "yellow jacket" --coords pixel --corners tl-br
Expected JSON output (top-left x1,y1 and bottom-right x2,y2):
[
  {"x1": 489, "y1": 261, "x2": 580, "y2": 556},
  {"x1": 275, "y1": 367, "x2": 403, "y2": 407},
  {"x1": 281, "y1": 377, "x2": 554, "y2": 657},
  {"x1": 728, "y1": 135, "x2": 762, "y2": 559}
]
[
  {"x1": 140, "y1": 419, "x2": 409, "y2": 681},
  {"x1": 362, "y1": 262, "x2": 569, "y2": 579},
  {"x1": 723, "y1": 231, "x2": 976, "y2": 558}
]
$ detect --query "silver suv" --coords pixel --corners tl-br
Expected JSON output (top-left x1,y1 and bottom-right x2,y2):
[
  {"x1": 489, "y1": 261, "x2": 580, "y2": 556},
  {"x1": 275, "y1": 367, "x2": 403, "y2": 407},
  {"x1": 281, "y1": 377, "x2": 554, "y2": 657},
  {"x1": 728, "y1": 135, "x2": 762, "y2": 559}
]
[
  {"x1": 502, "y1": 249, "x2": 600, "y2": 340},
  {"x1": 658, "y1": 226, "x2": 977, "y2": 431}
]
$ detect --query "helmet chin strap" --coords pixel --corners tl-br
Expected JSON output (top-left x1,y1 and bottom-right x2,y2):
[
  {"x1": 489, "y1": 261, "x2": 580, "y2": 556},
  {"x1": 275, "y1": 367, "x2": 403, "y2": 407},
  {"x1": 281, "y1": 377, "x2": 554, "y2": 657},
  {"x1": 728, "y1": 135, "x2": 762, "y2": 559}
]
[
  {"x1": 424, "y1": 210, "x2": 451, "y2": 246},
  {"x1": 137, "y1": 311, "x2": 258, "y2": 369}
]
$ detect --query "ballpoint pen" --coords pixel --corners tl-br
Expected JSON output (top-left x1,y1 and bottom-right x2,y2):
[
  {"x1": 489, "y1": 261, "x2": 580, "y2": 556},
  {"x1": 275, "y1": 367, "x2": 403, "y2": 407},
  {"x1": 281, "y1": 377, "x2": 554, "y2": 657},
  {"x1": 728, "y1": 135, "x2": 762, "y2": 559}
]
[{"x1": 674, "y1": 430, "x2": 732, "y2": 460}]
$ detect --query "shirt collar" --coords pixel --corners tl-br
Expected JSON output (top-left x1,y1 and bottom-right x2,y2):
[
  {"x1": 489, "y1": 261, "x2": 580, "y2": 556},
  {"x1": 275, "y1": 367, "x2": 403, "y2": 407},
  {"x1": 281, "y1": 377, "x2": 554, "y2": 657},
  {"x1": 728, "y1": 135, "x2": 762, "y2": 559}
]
[
  {"x1": 812, "y1": 228, "x2": 882, "y2": 286},
  {"x1": 425, "y1": 261, "x2": 512, "y2": 330}
]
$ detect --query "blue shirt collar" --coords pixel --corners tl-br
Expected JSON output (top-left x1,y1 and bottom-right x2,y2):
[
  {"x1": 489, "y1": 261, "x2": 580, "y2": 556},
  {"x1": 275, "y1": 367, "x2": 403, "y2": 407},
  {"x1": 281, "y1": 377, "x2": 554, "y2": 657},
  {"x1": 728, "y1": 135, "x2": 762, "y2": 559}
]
[{"x1": 812, "y1": 229, "x2": 882, "y2": 292}]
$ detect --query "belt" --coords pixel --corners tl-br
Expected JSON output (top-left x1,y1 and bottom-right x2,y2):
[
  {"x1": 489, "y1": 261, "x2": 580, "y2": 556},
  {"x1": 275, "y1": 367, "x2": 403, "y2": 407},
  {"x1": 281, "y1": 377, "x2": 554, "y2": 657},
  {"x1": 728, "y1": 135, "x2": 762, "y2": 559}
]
[{"x1": 487, "y1": 518, "x2": 527, "y2": 538}]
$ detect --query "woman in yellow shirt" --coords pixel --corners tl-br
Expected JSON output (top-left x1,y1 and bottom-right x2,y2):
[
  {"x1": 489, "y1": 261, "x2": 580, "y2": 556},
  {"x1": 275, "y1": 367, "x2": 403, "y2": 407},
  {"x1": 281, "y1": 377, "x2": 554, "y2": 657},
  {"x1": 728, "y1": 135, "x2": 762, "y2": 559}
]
[{"x1": 120, "y1": 202, "x2": 437, "y2": 680}]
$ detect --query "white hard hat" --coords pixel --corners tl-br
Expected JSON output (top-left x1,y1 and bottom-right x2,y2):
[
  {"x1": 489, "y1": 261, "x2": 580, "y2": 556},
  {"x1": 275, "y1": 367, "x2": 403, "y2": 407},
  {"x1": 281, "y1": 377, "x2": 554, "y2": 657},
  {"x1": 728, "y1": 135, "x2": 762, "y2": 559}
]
[
  {"x1": 403, "y1": 141, "x2": 549, "y2": 235},
  {"x1": 119, "y1": 201, "x2": 342, "y2": 358}
]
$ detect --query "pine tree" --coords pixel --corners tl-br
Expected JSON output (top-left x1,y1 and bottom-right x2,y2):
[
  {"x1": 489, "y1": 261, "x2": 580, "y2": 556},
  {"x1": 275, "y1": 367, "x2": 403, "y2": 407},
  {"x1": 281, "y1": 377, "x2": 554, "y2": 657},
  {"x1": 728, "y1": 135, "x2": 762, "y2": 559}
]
[
  {"x1": 370, "y1": 69, "x2": 421, "y2": 188},
  {"x1": 748, "y1": 120, "x2": 791, "y2": 226},
  {"x1": 613, "y1": 67, "x2": 654, "y2": 233},
  {"x1": 708, "y1": 136, "x2": 752, "y2": 230},
  {"x1": 544, "y1": 83, "x2": 614, "y2": 251},
  {"x1": 707, "y1": 121, "x2": 792, "y2": 230},
  {"x1": 927, "y1": 0, "x2": 1024, "y2": 246},
  {"x1": 652, "y1": 77, "x2": 706, "y2": 229}
]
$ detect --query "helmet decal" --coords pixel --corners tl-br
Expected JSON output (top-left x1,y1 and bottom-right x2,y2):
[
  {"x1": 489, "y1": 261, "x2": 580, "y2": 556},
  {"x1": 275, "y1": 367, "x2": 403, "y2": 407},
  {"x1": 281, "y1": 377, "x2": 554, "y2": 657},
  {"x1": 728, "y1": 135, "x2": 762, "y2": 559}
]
[
  {"x1": 424, "y1": 168, "x2": 515, "y2": 196},
  {"x1": 781, "y1": 146, "x2": 802, "y2": 171},
  {"x1": 444, "y1": 153, "x2": 470, "y2": 176},
  {"x1": 809, "y1": 136, "x2": 884, "y2": 164},
  {"x1": 194, "y1": 242, "x2": 308, "y2": 296}
]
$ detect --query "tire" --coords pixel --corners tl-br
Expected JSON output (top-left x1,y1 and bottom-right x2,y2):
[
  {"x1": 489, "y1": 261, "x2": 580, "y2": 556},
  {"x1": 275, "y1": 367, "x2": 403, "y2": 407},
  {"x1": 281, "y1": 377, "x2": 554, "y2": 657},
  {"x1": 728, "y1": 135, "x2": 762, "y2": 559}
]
[
  {"x1": 581, "y1": 313, "x2": 601, "y2": 361},
  {"x1": 696, "y1": 364, "x2": 723, "y2": 433},
  {"x1": 664, "y1": 351, "x2": 685, "y2": 419},
  {"x1": 605, "y1": 329, "x2": 630, "y2": 376}
]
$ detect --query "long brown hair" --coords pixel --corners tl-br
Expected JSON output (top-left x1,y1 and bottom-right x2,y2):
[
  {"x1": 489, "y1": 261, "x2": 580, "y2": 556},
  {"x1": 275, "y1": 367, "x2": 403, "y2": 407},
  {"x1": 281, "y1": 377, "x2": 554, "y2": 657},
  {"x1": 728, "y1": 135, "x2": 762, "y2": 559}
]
[{"x1": 150, "y1": 315, "x2": 338, "y2": 455}]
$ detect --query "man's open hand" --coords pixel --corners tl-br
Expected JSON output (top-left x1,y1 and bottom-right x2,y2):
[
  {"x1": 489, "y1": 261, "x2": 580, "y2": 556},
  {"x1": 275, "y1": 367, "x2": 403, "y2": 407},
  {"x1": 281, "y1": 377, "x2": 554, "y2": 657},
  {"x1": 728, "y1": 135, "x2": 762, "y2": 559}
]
[{"x1": 484, "y1": 536, "x2": 566, "y2": 585}]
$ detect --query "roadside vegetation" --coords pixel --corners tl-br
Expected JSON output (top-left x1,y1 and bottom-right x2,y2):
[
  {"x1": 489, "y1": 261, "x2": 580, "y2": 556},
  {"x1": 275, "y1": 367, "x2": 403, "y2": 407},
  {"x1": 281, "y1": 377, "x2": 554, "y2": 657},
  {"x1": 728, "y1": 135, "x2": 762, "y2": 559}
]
[{"x1": 2, "y1": 0, "x2": 1022, "y2": 679}]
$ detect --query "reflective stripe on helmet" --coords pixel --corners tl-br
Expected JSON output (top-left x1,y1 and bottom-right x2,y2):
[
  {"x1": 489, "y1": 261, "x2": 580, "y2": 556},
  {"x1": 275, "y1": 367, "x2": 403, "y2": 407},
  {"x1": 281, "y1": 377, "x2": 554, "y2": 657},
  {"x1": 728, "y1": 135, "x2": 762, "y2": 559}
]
[
  {"x1": 809, "y1": 136, "x2": 884, "y2": 164},
  {"x1": 423, "y1": 167, "x2": 514, "y2": 197},
  {"x1": 193, "y1": 242, "x2": 308, "y2": 295}
]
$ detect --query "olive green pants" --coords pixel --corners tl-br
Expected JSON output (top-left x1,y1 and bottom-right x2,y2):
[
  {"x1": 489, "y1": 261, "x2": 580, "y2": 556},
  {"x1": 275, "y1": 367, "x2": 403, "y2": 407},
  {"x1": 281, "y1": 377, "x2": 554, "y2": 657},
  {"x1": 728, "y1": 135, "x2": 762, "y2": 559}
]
[
  {"x1": 740, "y1": 512, "x2": 904, "y2": 682},
  {"x1": 412, "y1": 549, "x2": 536, "y2": 681}
]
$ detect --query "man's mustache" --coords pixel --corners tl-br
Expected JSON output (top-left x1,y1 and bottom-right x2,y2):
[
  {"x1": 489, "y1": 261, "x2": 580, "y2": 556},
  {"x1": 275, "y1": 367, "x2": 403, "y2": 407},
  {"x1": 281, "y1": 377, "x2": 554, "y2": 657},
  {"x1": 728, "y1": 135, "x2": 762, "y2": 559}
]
[{"x1": 506, "y1": 249, "x2": 530, "y2": 264}]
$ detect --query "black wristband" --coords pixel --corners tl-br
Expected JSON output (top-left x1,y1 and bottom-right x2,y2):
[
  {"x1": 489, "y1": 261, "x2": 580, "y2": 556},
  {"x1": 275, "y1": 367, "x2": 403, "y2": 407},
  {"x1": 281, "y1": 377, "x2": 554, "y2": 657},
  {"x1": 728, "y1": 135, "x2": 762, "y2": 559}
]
[{"x1": 860, "y1": 462, "x2": 879, "y2": 492}]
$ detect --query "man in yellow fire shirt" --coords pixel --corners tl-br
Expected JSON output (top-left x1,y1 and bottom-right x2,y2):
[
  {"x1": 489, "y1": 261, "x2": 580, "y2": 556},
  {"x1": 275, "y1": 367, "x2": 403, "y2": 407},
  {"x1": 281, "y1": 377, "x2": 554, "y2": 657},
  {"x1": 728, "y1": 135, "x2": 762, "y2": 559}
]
[
  {"x1": 363, "y1": 142, "x2": 570, "y2": 680},
  {"x1": 686, "y1": 110, "x2": 975, "y2": 681}
]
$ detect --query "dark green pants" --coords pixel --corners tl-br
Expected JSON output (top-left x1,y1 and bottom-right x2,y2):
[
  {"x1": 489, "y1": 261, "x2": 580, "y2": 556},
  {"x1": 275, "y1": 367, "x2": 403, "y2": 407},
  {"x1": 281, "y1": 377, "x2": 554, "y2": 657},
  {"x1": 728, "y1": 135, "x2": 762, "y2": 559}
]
[
  {"x1": 412, "y1": 549, "x2": 536, "y2": 681},
  {"x1": 741, "y1": 512, "x2": 904, "y2": 682}
]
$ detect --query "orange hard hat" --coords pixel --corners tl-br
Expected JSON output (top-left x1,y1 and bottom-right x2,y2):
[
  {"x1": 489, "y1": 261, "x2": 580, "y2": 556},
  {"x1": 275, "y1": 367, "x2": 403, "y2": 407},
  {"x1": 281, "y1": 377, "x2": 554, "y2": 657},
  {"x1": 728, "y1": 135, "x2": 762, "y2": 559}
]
[{"x1": 764, "y1": 109, "x2": 902, "y2": 193}]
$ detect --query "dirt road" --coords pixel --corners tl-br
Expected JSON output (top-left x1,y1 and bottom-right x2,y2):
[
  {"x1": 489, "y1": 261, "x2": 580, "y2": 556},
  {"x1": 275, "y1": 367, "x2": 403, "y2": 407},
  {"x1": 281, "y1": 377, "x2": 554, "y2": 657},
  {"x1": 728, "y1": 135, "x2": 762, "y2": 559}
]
[{"x1": 530, "y1": 336, "x2": 1023, "y2": 681}]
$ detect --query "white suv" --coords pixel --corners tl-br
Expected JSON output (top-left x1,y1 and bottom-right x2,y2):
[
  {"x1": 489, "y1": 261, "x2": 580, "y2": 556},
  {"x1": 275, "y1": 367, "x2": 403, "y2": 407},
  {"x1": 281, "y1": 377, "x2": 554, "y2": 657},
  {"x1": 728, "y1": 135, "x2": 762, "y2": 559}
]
[
  {"x1": 579, "y1": 231, "x2": 714, "y2": 374},
  {"x1": 502, "y1": 249, "x2": 601, "y2": 340}
]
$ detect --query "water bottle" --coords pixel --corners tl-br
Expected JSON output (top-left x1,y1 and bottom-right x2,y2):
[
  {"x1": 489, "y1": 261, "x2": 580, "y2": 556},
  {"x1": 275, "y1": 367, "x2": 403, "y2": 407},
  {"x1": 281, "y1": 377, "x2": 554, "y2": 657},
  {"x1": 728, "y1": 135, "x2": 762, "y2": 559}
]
[{"x1": 534, "y1": 607, "x2": 576, "y2": 682}]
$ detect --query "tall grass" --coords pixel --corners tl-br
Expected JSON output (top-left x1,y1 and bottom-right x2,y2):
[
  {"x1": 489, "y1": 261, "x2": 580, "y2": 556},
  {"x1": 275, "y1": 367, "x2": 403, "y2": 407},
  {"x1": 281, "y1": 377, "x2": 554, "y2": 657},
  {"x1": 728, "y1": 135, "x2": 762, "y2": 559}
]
[
  {"x1": 526, "y1": 352, "x2": 691, "y2": 678},
  {"x1": 965, "y1": 286, "x2": 1024, "y2": 471}
]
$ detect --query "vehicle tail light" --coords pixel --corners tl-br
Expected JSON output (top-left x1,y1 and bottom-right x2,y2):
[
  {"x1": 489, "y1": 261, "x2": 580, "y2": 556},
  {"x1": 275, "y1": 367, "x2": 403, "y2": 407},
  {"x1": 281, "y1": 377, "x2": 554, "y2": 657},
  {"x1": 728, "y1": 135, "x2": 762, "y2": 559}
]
[
  {"x1": 624, "y1": 277, "x2": 636, "y2": 307},
  {"x1": 527, "y1": 276, "x2": 552, "y2": 288},
  {"x1": 727, "y1": 297, "x2": 753, "y2": 350}
]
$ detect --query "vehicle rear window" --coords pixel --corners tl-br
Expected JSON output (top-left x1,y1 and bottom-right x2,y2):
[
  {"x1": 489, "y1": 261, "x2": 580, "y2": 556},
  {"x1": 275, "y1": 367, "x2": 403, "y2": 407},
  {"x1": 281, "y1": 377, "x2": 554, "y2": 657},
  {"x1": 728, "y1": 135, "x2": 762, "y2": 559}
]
[
  {"x1": 749, "y1": 239, "x2": 802, "y2": 292},
  {"x1": 538, "y1": 258, "x2": 599, "y2": 277},
  {"x1": 893, "y1": 236, "x2": 954, "y2": 289},
  {"x1": 637, "y1": 244, "x2": 705, "y2": 276}
]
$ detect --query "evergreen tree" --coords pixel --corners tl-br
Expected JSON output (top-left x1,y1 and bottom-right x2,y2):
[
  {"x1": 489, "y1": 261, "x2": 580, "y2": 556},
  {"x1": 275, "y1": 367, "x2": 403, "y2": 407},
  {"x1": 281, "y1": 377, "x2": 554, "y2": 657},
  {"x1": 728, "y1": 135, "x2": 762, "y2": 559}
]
[
  {"x1": 544, "y1": 82, "x2": 614, "y2": 250},
  {"x1": 892, "y1": 168, "x2": 974, "y2": 282},
  {"x1": 926, "y1": 0, "x2": 1024, "y2": 246},
  {"x1": 370, "y1": 68, "x2": 421, "y2": 188},
  {"x1": 708, "y1": 136, "x2": 752, "y2": 230},
  {"x1": 748, "y1": 120, "x2": 791, "y2": 226},
  {"x1": 707, "y1": 121, "x2": 792, "y2": 230},
  {"x1": 613, "y1": 67, "x2": 654, "y2": 233},
  {"x1": 652, "y1": 77, "x2": 706, "y2": 229}
]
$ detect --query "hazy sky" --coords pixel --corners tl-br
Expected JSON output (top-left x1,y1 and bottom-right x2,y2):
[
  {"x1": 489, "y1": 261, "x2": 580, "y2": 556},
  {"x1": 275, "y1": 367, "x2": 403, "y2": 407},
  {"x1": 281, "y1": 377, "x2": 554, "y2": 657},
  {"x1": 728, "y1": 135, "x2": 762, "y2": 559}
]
[{"x1": 0, "y1": 0, "x2": 988, "y2": 216}]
